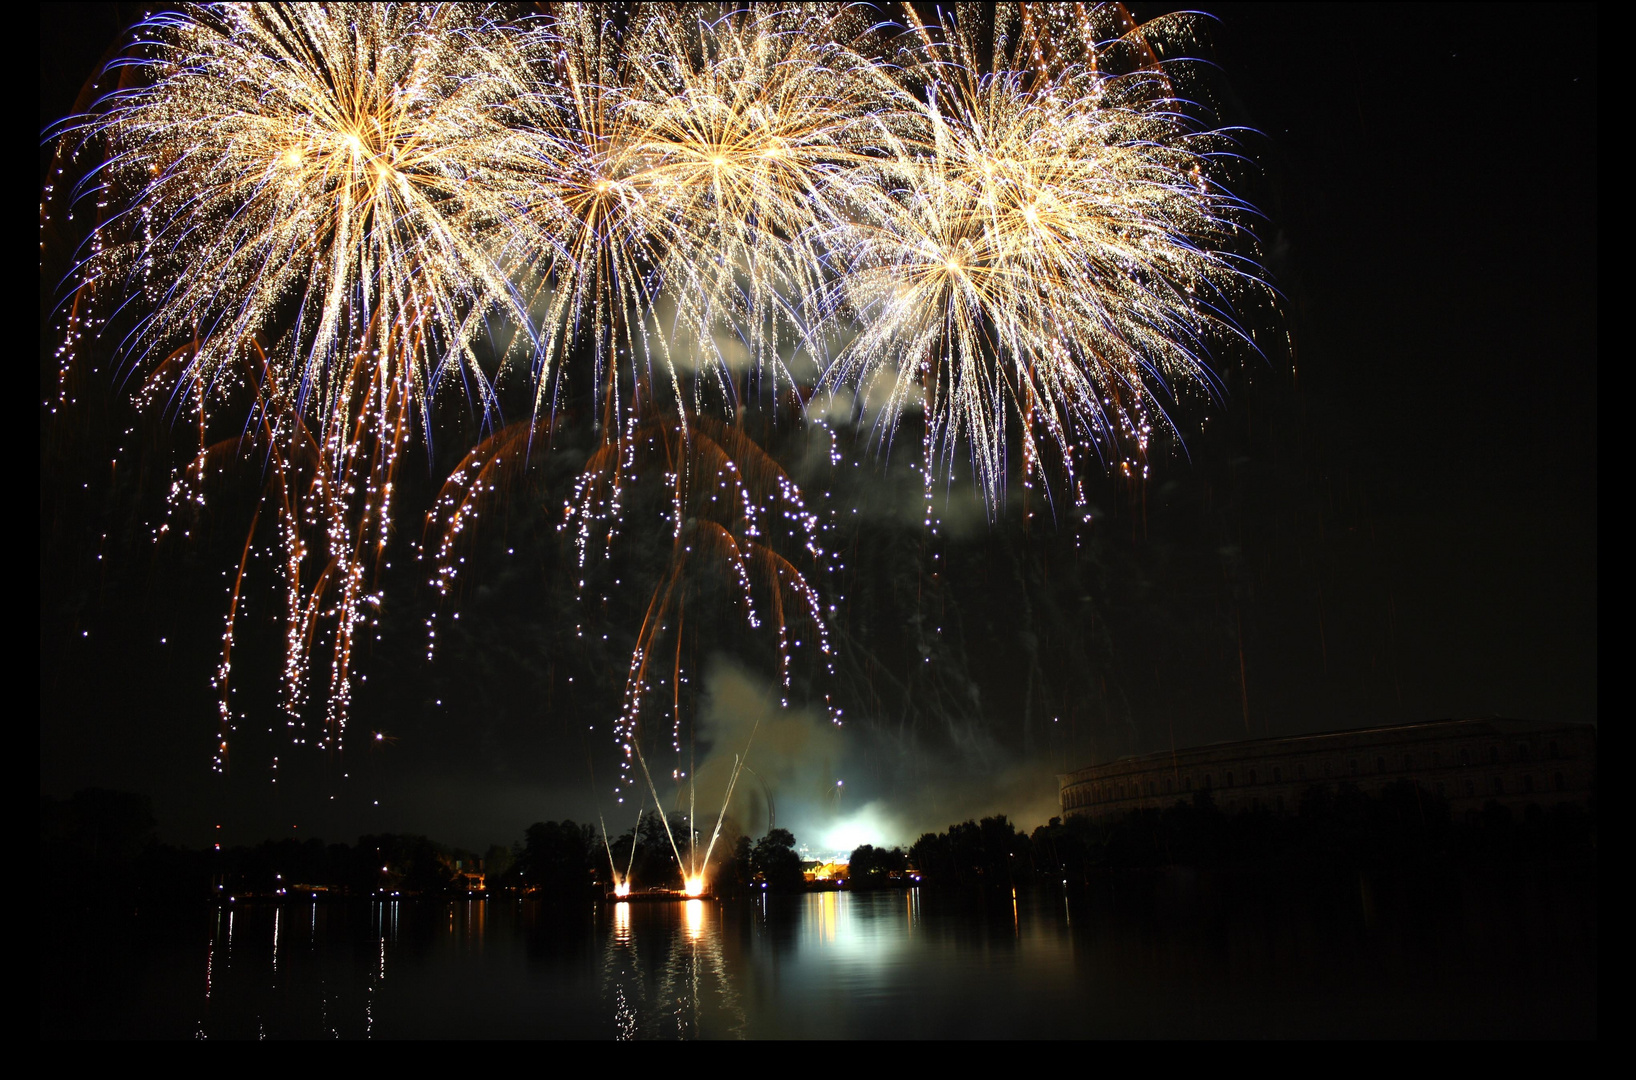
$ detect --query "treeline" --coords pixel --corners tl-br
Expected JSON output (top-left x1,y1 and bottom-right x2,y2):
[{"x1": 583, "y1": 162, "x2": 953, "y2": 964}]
[
  {"x1": 44, "y1": 783, "x2": 1596, "y2": 904},
  {"x1": 40, "y1": 789, "x2": 515, "y2": 903},
  {"x1": 39, "y1": 792, "x2": 813, "y2": 903},
  {"x1": 908, "y1": 781, "x2": 1597, "y2": 890},
  {"x1": 846, "y1": 843, "x2": 910, "y2": 886}
]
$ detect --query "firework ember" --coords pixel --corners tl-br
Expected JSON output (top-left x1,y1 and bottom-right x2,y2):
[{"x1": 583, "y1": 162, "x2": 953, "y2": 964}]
[
  {"x1": 48, "y1": 2, "x2": 1275, "y2": 791},
  {"x1": 52, "y1": 4, "x2": 549, "y2": 760}
]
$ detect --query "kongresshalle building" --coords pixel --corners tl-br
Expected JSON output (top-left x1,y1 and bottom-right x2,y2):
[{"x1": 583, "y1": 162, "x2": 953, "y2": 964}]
[{"x1": 1059, "y1": 717, "x2": 1596, "y2": 821}]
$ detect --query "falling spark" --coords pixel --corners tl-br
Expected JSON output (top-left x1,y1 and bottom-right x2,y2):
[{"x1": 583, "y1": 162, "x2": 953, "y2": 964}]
[{"x1": 53, "y1": 4, "x2": 550, "y2": 760}]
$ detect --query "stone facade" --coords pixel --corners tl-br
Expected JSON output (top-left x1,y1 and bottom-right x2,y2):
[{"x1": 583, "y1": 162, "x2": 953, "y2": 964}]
[{"x1": 1059, "y1": 718, "x2": 1596, "y2": 822}]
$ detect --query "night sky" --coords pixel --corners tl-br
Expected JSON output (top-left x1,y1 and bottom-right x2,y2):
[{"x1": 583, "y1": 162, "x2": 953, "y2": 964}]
[{"x1": 39, "y1": 4, "x2": 1598, "y2": 854}]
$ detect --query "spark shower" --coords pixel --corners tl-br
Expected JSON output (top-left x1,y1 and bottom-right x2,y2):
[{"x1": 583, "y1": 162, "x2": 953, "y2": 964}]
[{"x1": 44, "y1": 2, "x2": 1278, "y2": 886}]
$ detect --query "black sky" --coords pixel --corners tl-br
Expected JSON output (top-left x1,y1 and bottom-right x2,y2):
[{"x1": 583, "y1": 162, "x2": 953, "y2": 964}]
[{"x1": 39, "y1": 4, "x2": 1598, "y2": 851}]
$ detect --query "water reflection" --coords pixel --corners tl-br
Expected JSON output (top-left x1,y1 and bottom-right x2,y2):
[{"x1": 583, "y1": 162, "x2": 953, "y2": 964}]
[
  {"x1": 600, "y1": 896, "x2": 746, "y2": 1039},
  {"x1": 605, "y1": 902, "x2": 638, "y2": 1040},
  {"x1": 683, "y1": 898, "x2": 705, "y2": 941},
  {"x1": 49, "y1": 876, "x2": 1594, "y2": 1039}
]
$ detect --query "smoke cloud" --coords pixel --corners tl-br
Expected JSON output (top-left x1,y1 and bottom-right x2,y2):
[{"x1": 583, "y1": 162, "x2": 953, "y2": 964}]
[{"x1": 689, "y1": 655, "x2": 1060, "y2": 856}]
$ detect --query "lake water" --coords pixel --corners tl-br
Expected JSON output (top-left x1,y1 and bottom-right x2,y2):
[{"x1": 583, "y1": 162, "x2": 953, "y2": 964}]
[{"x1": 43, "y1": 878, "x2": 1595, "y2": 1038}]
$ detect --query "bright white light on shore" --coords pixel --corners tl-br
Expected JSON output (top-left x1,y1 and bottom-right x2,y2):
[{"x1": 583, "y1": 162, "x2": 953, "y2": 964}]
[{"x1": 820, "y1": 808, "x2": 891, "y2": 852}]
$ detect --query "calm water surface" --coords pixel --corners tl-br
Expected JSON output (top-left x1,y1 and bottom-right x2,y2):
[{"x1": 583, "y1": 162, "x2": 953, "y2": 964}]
[{"x1": 45, "y1": 882, "x2": 1594, "y2": 1038}]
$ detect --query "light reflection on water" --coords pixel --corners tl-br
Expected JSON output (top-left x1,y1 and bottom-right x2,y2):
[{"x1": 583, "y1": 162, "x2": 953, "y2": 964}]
[{"x1": 44, "y1": 881, "x2": 1596, "y2": 1039}]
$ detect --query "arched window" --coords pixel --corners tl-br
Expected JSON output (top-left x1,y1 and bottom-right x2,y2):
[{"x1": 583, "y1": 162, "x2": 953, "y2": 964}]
[
  {"x1": 1518, "y1": 744, "x2": 1532, "y2": 761},
  {"x1": 1204, "y1": 774, "x2": 1213, "y2": 790},
  {"x1": 1460, "y1": 748, "x2": 1470, "y2": 767},
  {"x1": 1276, "y1": 795, "x2": 1285, "y2": 812},
  {"x1": 1226, "y1": 772, "x2": 1235, "y2": 788},
  {"x1": 1554, "y1": 772, "x2": 1565, "y2": 792},
  {"x1": 1248, "y1": 769, "x2": 1257, "y2": 785},
  {"x1": 1273, "y1": 767, "x2": 1283, "y2": 783},
  {"x1": 1490, "y1": 746, "x2": 1499, "y2": 764},
  {"x1": 1435, "y1": 781, "x2": 1446, "y2": 797},
  {"x1": 1548, "y1": 741, "x2": 1560, "y2": 759},
  {"x1": 1298, "y1": 764, "x2": 1307, "y2": 780},
  {"x1": 1523, "y1": 774, "x2": 1534, "y2": 794},
  {"x1": 1432, "y1": 751, "x2": 1441, "y2": 768},
  {"x1": 1493, "y1": 776, "x2": 1504, "y2": 795},
  {"x1": 1465, "y1": 778, "x2": 1475, "y2": 797},
  {"x1": 1164, "y1": 778, "x2": 1173, "y2": 794},
  {"x1": 1348, "y1": 759, "x2": 1358, "y2": 775}
]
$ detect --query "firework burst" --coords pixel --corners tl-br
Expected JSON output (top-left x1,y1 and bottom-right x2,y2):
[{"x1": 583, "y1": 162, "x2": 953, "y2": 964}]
[
  {"x1": 52, "y1": 3, "x2": 550, "y2": 761},
  {"x1": 45, "y1": 2, "x2": 1280, "y2": 786},
  {"x1": 821, "y1": 2, "x2": 1277, "y2": 506},
  {"x1": 521, "y1": 3, "x2": 899, "y2": 425}
]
